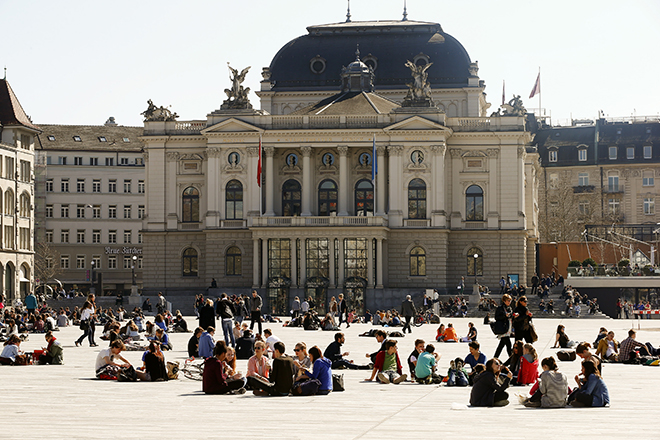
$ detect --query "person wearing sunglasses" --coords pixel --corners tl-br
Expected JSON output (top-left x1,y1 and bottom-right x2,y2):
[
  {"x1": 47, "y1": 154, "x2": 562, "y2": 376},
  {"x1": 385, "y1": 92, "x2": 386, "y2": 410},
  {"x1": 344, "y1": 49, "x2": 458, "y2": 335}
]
[{"x1": 470, "y1": 358, "x2": 513, "y2": 407}]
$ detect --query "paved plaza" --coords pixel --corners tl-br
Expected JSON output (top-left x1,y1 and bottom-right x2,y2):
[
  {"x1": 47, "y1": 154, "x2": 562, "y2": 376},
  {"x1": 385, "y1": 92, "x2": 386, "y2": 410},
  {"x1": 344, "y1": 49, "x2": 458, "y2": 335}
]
[{"x1": 3, "y1": 315, "x2": 659, "y2": 439}]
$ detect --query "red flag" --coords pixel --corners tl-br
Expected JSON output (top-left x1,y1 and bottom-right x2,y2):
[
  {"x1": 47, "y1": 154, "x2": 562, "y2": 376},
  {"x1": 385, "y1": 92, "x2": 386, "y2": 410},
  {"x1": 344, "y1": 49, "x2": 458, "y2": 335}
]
[
  {"x1": 529, "y1": 73, "x2": 541, "y2": 99},
  {"x1": 502, "y1": 80, "x2": 505, "y2": 106},
  {"x1": 257, "y1": 135, "x2": 262, "y2": 187}
]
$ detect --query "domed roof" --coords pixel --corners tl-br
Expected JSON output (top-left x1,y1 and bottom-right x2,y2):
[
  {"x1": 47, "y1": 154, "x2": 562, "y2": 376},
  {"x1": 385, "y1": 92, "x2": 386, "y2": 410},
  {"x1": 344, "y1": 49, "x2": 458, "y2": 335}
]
[{"x1": 268, "y1": 20, "x2": 473, "y2": 92}]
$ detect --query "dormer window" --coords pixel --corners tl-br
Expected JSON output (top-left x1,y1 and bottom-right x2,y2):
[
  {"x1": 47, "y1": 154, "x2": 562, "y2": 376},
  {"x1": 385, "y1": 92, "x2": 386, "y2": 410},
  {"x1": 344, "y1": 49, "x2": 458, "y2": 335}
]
[
  {"x1": 73, "y1": 136, "x2": 82, "y2": 142},
  {"x1": 577, "y1": 144, "x2": 588, "y2": 162},
  {"x1": 47, "y1": 135, "x2": 55, "y2": 141},
  {"x1": 98, "y1": 136, "x2": 107, "y2": 142},
  {"x1": 309, "y1": 55, "x2": 326, "y2": 74},
  {"x1": 548, "y1": 150, "x2": 557, "y2": 163},
  {"x1": 123, "y1": 137, "x2": 130, "y2": 143}
]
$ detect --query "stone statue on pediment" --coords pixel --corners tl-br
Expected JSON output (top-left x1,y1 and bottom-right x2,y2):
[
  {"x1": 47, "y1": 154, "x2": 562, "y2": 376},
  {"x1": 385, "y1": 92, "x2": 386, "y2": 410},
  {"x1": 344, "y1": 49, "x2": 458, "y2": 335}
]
[
  {"x1": 402, "y1": 61, "x2": 434, "y2": 107},
  {"x1": 141, "y1": 99, "x2": 178, "y2": 122},
  {"x1": 221, "y1": 64, "x2": 253, "y2": 110},
  {"x1": 492, "y1": 95, "x2": 527, "y2": 117}
]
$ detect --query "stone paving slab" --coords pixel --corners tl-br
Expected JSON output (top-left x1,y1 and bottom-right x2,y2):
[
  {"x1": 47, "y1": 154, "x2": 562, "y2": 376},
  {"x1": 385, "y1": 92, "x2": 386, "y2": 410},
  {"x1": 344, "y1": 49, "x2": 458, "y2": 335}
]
[{"x1": 2, "y1": 316, "x2": 659, "y2": 439}]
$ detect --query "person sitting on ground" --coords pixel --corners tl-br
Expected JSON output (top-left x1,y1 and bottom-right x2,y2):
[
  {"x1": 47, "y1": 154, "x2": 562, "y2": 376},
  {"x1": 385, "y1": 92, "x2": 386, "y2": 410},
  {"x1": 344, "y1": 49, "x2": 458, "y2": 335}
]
[
  {"x1": 442, "y1": 323, "x2": 458, "y2": 343},
  {"x1": 144, "y1": 321, "x2": 156, "y2": 339},
  {"x1": 232, "y1": 321, "x2": 242, "y2": 341},
  {"x1": 154, "y1": 314, "x2": 167, "y2": 332},
  {"x1": 517, "y1": 343, "x2": 539, "y2": 385},
  {"x1": 462, "y1": 322, "x2": 478, "y2": 342},
  {"x1": 407, "y1": 339, "x2": 425, "y2": 382},
  {"x1": 619, "y1": 329, "x2": 651, "y2": 363},
  {"x1": 246, "y1": 340, "x2": 271, "y2": 390},
  {"x1": 136, "y1": 341, "x2": 168, "y2": 381},
  {"x1": 151, "y1": 328, "x2": 172, "y2": 351},
  {"x1": 235, "y1": 329, "x2": 255, "y2": 360},
  {"x1": 198, "y1": 327, "x2": 216, "y2": 359},
  {"x1": 324, "y1": 332, "x2": 371, "y2": 370},
  {"x1": 596, "y1": 331, "x2": 619, "y2": 362},
  {"x1": 302, "y1": 312, "x2": 320, "y2": 330},
  {"x1": 0, "y1": 335, "x2": 24, "y2": 365},
  {"x1": 223, "y1": 346, "x2": 239, "y2": 377},
  {"x1": 569, "y1": 360, "x2": 610, "y2": 407},
  {"x1": 296, "y1": 345, "x2": 333, "y2": 395},
  {"x1": 464, "y1": 341, "x2": 487, "y2": 384},
  {"x1": 188, "y1": 327, "x2": 203, "y2": 358},
  {"x1": 523, "y1": 356, "x2": 568, "y2": 408},
  {"x1": 553, "y1": 325, "x2": 577, "y2": 349},
  {"x1": 253, "y1": 341, "x2": 296, "y2": 396},
  {"x1": 95, "y1": 340, "x2": 131, "y2": 378},
  {"x1": 575, "y1": 342, "x2": 601, "y2": 374},
  {"x1": 366, "y1": 339, "x2": 407, "y2": 384},
  {"x1": 293, "y1": 342, "x2": 311, "y2": 377},
  {"x1": 503, "y1": 340, "x2": 524, "y2": 382},
  {"x1": 263, "y1": 329, "x2": 281, "y2": 355},
  {"x1": 321, "y1": 313, "x2": 336, "y2": 331},
  {"x1": 366, "y1": 330, "x2": 388, "y2": 363},
  {"x1": 172, "y1": 312, "x2": 188, "y2": 332},
  {"x1": 414, "y1": 344, "x2": 442, "y2": 384},
  {"x1": 469, "y1": 358, "x2": 513, "y2": 407},
  {"x1": 202, "y1": 341, "x2": 247, "y2": 395},
  {"x1": 436, "y1": 324, "x2": 446, "y2": 342},
  {"x1": 594, "y1": 327, "x2": 608, "y2": 347},
  {"x1": 38, "y1": 331, "x2": 63, "y2": 365}
]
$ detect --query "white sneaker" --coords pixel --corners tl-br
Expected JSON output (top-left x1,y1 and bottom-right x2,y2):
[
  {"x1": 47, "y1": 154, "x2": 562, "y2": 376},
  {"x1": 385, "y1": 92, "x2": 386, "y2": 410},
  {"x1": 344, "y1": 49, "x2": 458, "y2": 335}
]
[
  {"x1": 393, "y1": 374, "x2": 407, "y2": 384},
  {"x1": 377, "y1": 372, "x2": 390, "y2": 384}
]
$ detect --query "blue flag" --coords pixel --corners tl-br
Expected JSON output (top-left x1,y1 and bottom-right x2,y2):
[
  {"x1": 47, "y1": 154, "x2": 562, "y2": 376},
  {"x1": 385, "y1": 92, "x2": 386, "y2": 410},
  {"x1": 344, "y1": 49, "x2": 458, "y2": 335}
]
[{"x1": 371, "y1": 136, "x2": 377, "y2": 182}]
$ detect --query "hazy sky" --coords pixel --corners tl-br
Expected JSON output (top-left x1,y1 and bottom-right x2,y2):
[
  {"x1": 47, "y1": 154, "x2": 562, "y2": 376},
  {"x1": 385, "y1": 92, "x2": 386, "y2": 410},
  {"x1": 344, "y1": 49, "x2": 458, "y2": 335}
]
[{"x1": 3, "y1": 0, "x2": 659, "y2": 127}]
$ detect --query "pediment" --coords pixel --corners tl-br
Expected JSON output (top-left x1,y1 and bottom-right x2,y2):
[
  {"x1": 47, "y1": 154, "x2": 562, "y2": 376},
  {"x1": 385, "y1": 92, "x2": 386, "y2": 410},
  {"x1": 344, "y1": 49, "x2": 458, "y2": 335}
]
[
  {"x1": 384, "y1": 115, "x2": 448, "y2": 132},
  {"x1": 202, "y1": 118, "x2": 263, "y2": 134}
]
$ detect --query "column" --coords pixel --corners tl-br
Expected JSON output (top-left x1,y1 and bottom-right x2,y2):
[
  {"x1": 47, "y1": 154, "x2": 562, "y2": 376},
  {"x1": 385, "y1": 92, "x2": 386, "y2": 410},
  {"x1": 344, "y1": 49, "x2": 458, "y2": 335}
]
[
  {"x1": 430, "y1": 143, "x2": 447, "y2": 227},
  {"x1": 299, "y1": 238, "x2": 307, "y2": 286},
  {"x1": 165, "y1": 151, "x2": 179, "y2": 230},
  {"x1": 337, "y1": 237, "x2": 345, "y2": 287},
  {"x1": 328, "y1": 237, "x2": 336, "y2": 288},
  {"x1": 337, "y1": 146, "x2": 349, "y2": 216},
  {"x1": 261, "y1": 238, "x2": 268, "y2": 288},
  {"x1": 387, "y1": 145, "x2": 403, "y2": 226},
  {"x1": 264, "y1": 146, "x2": 275, "y2": 216},
  {"x1": 290, "y1": 239, "x2": 297, "y2": 288},
  {"x1": 376, "y1": 146, "x2": 386, "y2": 216},
  {"x1": 376, "y1": 238, "x2": 383, "y2": 288},
  {"x1": 246, "y1": 146, "x2": 260, "y2": 217},
  {"x1": 301, "y1": 146, "x2": 312, "y2": 216},
  {"x1": 206, "y1": 147, "x2": 222, "y2": 227},
  {"x1": 367, "y1": 237, "x2": 374, "y2": 287},
  {"x1": 449, "y1": 148, "x2": 463, "y2": 228},
  {"x1": 487, "y1": 148, "x2": 499, "y2": 229},
  {"x1": 517, "y1": 146, "x2": 526, "y2": 229},
  {"x1": 252, "y1": 239, "x2": 260, "y2": 288}
]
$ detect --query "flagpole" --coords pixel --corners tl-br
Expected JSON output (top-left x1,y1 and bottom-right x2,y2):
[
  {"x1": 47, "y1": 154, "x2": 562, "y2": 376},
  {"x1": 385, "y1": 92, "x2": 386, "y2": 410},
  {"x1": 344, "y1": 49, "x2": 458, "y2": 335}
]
[
  {"x1": 372, "y1": 133, "x2": 377, "y2": 215},
  {"x1": 259, "y1": 133, "x2": 263, "y2": 217},
  {"x1": 538, "y1": 66, "x2": 541, "y2": 119}
]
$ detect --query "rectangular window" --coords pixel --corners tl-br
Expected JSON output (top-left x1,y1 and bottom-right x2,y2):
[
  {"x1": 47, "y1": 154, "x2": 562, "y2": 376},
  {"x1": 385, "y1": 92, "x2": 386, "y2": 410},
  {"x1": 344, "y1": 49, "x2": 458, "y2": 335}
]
[
  {"x1": 60, "y1": 205, "x2": 69, "y2": 218},
  {"x1": 5, "y1": 157, "x2": 14, "y2": 179},
  {"x1": 77, "y1": 229, "x2": 85, "y2": 243},
  {"x1": 46, "y1": 230, "x2": 53, "y2": 243},
  {"x1": 267, "y1": 238, "x2": 291, "y2": 279},
  {"x1": 19, "y1": 160, "x2": 31, "y2": 181},
  {"x1": 578, "y1": 173, "x2": 589, "y2": 186},
  {"x1": 46, "y1": 179, "x2": 53, "y2": 192},
  {"x1": 108, "y1": 180, "x2": 116, "y2": 193},
  {"x1": 137, "y1": 256, "x2": 143, "y2": 269},
  {"x1": 644, "y1": 198, "x2": 655, "y2": 215},
  {"x1": 120, "y1": 157, "x2": 129, "y2": 165},
  {"x1": 108, "y1": 256, "x2": 117, "y2": 269},
  {"x1": 135, "y1": 158, "x2": 144, "y2": 166},
  {"x1": 138, "y1": 180, "x2": 145, "y2": 194},
  {"x1": 61, "y1": 179, "x2": 69, "y2": 192},
  {"x1": 77, "y1": 204, "x2": 85, "y2": 218},
  {"x1": 90, "y1": 157, "x2": 99, "y2": 166},
  {"x1": 105, "y1": 157, "x2": 114, "y2": 166},
  {"x1": 578, "y1": 149, "x2": 587, "y2": 161},
  {"x1": 108, "y1": 205, "x2": 116, "y2": 219},
  {"x1": 123, "y1": 230, "x2": 131, "y2": 244},
  {"x1": 549, "y1": 150, "x2": 557, "y2": 163},
  {"x1": 627, "y1": 147, "x2": 635, "y2": 160},
  {"x1": 644, "y1": 145, "x2": 652, "y2": 159},
  {"x1": 123, "y1": 256, "x2": 132, "y2": 269},
  {"x1": 76, "y1": 255, "x2": 86, "y2": 269},
  {"x1": 92, "y1": 179, "x2": 101, "y2": 193},
  {"x1": 305, "y1": 238, "x2": 329, "y2": 279},
  {"x1": 77, "y1": 179, "x2": 85, "y2": 192},
  {"x1": 643, "y1": 173, "x2": 655, "y2": 187},
  {"x1": 92, "y1": 255, "x2": 101, "y2": 269},
  {"x1": 578, "y1": 201, "x2": 590, "y2": 216},
  {"x1": 609, "y1": 198, "x2": 620, "y2": 215},
  {"x1": 61, "y1": 229, "x2": 69, "y2": 243},
  {"x1": 108, "y1": 230, "x2": 117, "y2": 244},
  {"x1": 609, "y1": 146, "x2": 617, "y2": 160},
  {"x1": 19, "y1": 228, "x2": 30, "y2": 250},
  {"x1": 344, "y1": 238, "x2": 368, "y2": 279},
  {"x1": 60, "y1": 255, "x2": 70, "y2": 269},
  {"x1": 46, "y1": 257, "x2": 53, "y2": 269},
  {"x1": 608, "y1": 175, "x2": 619, "y2": 192},
  {"x1": 92, "y1": 205, "x2": 101, "y2": 219},
  {"x1": 92, "y1": 230, "x2": 101, "y2": 244},
  {"x1": 138, "y1": 232, "x2": 143, "y2": 244},
  {"x1": 58, "y1": 156, "x2": 67, "y2": 165},
  {"x1": 3, "y1": 226, "x2": 13, "y2": 248},
  {"x1": 123, "y1": 205, "x2": 131, "y2": 219},
  {"x1": 124, "y1": 179, "x2": 131, "y2": 193},
  {"x1": 74, "y1": 156, "x2": 83, "y2": 165},
  {"x1": 46, "y1": 205, "x2": 53, "y2": 218},
  {"x1": 138, "y1": 205, "x2": 145, "y2": 219}
]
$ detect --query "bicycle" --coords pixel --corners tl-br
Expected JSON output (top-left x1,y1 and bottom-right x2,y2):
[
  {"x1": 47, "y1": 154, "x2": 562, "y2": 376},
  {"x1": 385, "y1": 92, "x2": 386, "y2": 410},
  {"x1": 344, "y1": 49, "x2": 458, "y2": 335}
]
[
  {"x1": 413, "y1": 309, "x2": 438, "y2": 327},
  {"x1": 181, "y1": 357, "x2": 205, "y2": 381}
]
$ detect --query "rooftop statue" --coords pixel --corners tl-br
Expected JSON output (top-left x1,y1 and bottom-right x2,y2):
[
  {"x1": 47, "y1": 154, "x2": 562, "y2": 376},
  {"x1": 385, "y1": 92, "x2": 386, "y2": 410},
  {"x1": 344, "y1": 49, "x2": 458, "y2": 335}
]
[
  {"x1": 402, "y1": 60, "x2": 434, "y2": 107},
  {"x1": 141, "y1": 99, "x2": 179, "y2": 122},
  {"x1": 221, "y1": 64, "x2": 253, "y2": 110},
  {"x1": 491, "y1": 95, "x2": 527, "y2": 117}
]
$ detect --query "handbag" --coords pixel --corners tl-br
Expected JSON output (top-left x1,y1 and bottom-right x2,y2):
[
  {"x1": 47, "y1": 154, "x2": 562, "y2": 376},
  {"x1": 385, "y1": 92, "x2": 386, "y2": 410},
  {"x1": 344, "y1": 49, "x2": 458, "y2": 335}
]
[
  {"x1": 79, "y1": 320, "x2": 89, "y2": 331},
  {"x1": 529, "y1": 322, "x2": 539, "y2": 343},
  {"x1": 167, "y1": 361, "x2": 180, "y2": 380},
  {"x1": 490, "y1": 318, "x2": 509, "y2": 336},
  {"x1": 332, "y1": 374, "x2": 345, "y2": 392}
]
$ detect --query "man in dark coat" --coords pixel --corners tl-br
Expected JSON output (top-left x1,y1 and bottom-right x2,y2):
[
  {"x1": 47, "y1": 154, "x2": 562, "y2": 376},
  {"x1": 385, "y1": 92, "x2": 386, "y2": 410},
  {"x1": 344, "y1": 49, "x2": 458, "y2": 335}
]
[
  {"x1": 249, "y1": 290, "x2": 263, "y2": 335},
  {"x1": 198, "y1": 299, "x2": 216, "y2": 331},
  {"x1": 401, "y1": 295, "x2": 417, "y2": 333}
]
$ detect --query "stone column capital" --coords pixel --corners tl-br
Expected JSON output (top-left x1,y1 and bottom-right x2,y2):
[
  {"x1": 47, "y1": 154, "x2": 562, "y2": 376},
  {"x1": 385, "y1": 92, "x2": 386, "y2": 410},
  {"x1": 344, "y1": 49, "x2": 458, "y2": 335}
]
[
  {"x1": 376, "y1": 146, "x2": 387, "y2": 156},
  {"x1": 430, "y1": 144, "x2": 446, "y2": 155},
  {"x1": 487, "y1": 148, "x2": 499, "y2": 158},
  {"x1": 165, "y1": 151, "x2": 180, "y2": 162},
  {"x1": 387, "y1": 145, "x2": 404, "y2": 156},
  {"x1": 300, "y1": 146, "x2": 312, "y2": 157},
  {"x1": 449, "y1": 148, "x2": 463, "y2": 158},
  {"x1": 207, "y1": 147, "x2": 223, "y2": 158},
  {"x1": 337, "y1": 146, "x2": 349, "y2": 156},
  {"x1": 264, "y1": 146, "x2": 275, "y2": 158},
  {"x1": 246, "y1": 146, "x2": 258, "y2": 157}
]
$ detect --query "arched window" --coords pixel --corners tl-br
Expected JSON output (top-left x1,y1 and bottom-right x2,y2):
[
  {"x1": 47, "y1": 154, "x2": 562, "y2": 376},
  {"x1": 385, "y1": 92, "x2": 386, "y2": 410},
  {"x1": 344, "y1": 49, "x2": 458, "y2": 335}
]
[
  {"x1": 409, "y1": 246, "x2": 426, "y2": 276},
  {"x1": 4, "y1": 190, "x2": 14, "y2": 215},
  {"x1": 466, "y1": 185, "x2": 484, "y2": 221},
  {"x1": 282, "y1": 179, "x2": 301, "y2": 216},
  {"x1": 226, "y1": 246, "x2": 242, "y2": 276},
  {"x1": 182, "y1": 186, "x2": 199, "y2": 222},
  {"x1": 182, "y1": 248, "x2": 198, "y2": 277},
  {"x1": 408, "y1": 178, "x2": 426, "y2": 219},
  {"x1": 355, "y1": 179, "x2": 374, "y2": 216},
  {"x1": 467, "y1": 247, "x2": 483, "y2": 276},
  {"x1": 318, "y1": 179, "x2": 338, "y2": 216},
  {"x1": 19, "y1": 193, "x2": 30, "y2": 217},
  {"x1": 225, "y1": 180, "x2": 243, "y2": 220}
]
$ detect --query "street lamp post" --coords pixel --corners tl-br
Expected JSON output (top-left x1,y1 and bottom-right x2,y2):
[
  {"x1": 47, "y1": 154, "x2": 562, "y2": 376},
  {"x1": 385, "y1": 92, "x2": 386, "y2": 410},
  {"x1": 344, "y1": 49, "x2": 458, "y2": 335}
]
[
  {"x1": 131, "y1": 255, "x2": 137, "y2": 286},
  {"x1": 90, "y1": 260, "x2": 96, "y2": 295},
  {"x1": 473, "y1": 253, "x2": 479, "y2": 285}
]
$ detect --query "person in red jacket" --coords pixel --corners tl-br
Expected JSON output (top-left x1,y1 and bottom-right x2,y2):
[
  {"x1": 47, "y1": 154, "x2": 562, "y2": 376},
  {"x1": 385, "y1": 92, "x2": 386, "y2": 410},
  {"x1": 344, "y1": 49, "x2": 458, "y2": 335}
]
[
  {"x1": 202, "y1": 341, "x2": 247, "y2": 394},
  {"x1": 365, "y1": 340, "x2": 407, "y2": 384}
]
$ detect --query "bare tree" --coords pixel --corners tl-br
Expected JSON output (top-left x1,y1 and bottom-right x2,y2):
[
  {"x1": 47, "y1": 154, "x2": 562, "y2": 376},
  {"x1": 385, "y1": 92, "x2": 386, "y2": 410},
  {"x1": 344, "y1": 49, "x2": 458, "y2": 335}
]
[{"x1": 34, "y1": 242, "x2": 61, "y2": 294}]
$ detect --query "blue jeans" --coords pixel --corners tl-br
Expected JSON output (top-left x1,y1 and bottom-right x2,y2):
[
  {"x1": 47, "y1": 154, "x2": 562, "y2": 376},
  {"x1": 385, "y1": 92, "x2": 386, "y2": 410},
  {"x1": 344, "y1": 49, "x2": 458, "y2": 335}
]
[{"x1": 222, "y1": 318, "x2": 235, "y2": 347}]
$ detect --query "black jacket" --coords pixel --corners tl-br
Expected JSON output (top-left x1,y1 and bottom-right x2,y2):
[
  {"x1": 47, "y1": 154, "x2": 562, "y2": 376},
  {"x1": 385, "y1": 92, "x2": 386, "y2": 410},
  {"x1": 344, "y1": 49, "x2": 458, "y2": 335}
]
[
  {"x1": 235, "y1": 335, "x2": 255, "y2": 360},
  {"x1": 401, "y1": 299, "x2": 416, "y2": 317},
  {"x1": 198, "y1": 304, "x2": 216, "y2": 330},
  {"x1": 187, "y1": 334, "x2": 199, "y2": 358},
  {"x1": 324, "y1": 341, "x2": 344, "y2": 362},
  {"x1": 470, "y1": 371, "x2": 511, "y2": 407},
  {"x1": 218, "y1": 299, "x2": 234, "y2": 320}
]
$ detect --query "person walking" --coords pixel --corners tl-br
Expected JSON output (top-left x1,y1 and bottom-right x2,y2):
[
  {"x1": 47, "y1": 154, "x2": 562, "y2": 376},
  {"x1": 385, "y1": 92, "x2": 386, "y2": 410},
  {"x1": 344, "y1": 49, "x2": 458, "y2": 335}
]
[
  {"x1": 401, "y1": 295, "x2": 417, "y2": 334},
  {"x1": 249, "y1": 290, "x2": 263, "y2": 335},
  {"x1": 218, "y1": 293, "x2": 236, "y2": 348},
  {"x1": 337, "y1": 294, "x2": 349, "y2": 328}
]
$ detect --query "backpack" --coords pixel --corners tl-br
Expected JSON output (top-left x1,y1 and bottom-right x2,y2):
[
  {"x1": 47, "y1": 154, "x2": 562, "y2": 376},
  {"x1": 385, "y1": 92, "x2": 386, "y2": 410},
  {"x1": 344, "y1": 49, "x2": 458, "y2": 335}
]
[
  {"x1": 388, "y1": 331, "x2": 405, "y2": 338},
  {"x1": 557, "y1": 350, "x2": 576, "y2": 361},
  {"x1": 117, "y1": 365, "x2": 138, "y2": 382},
  {"x1": 332, "y1": 374, "x2": 345, "y2": 392},
  {"x1": 167, "y1": 361, "x2": 180, "y2": 380},
  {"x1": 293, "y1": 378, "x2": 321, "y2": 396}
]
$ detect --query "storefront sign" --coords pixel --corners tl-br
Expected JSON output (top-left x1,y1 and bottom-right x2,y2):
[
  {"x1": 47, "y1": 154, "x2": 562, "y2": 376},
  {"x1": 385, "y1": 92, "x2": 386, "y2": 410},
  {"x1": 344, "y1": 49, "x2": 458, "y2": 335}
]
[{"x1": 104, "y1": 247, "x2": 143, "y2": 255}]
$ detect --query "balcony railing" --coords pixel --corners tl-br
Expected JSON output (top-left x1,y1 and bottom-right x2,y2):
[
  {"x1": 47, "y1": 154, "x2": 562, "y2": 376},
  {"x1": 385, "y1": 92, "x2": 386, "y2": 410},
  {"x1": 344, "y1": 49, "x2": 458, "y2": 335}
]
[
  {"x1": 604, "y1": 185, "x2": 624, "y2": 194},
  {"x1": 403, "y1": 219, "x2": 431, "y2": 228},
  {"x1": 251, "y1": 216, "x2": 388, "y2": 227},
  {"x1": 573, "y1": 185, "x2": 595, "y2": 193}
]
